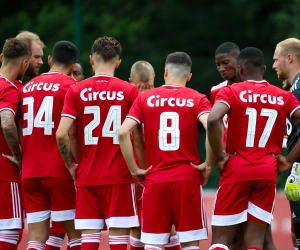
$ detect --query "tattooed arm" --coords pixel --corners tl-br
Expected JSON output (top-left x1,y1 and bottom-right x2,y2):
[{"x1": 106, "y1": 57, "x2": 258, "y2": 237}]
[
  {"x1": 1, "y1": 110, "x2": 22, "y2": 170},
  {"x1": 56, "y1": 116, "x2": 77, "y2": 180}
]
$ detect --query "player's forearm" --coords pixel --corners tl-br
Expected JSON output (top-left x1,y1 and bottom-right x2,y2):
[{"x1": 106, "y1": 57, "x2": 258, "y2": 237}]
[
  {"x1": 207, "y1": 118, "x2": 225, "y2": 161},
  {"x1": 68, "y1": 122, "x2": 79, "y2": 163},
  {"x1": 119, "y1": 131, "x2": 140, "y2": 173},
  {"x1": 1, "y1": 111, "x2": 21, "y2": 161},
  {"x1": 56, "y1": 133, "x2": 73, "y2": 169},
  {"x1": 132, "y1": 125, "x2": 146, "y2": 170},
  {"x1": 205, "y1": 134, "x2": 215, "y2": 169}
]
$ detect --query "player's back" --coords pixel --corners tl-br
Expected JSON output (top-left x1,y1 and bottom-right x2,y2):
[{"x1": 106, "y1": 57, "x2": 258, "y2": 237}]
[
  {"x1": 216, "y1": 80, "x2": 300, "y2": 184},
  {"x1": 21, "y1": 72, "x2": 76, "y2": 179},
  {"x1": 128, "y1": 84, "x2": 211, "y2": 186},
  {"x1": 62, "y1": 75, "x2": 139, "y2": 186}
]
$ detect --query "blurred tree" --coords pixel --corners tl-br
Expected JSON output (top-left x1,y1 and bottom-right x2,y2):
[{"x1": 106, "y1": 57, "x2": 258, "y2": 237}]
[{"x1": 0, "y1": 0, "x2": 296, "y2": 188}]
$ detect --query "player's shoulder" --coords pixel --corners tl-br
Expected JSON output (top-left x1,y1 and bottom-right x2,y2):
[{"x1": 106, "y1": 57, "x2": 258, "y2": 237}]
[
  {"x1": 211, "y1": 80, "x2": 228, "y2": 92},
  {"x1": 0, "y1": 76, "x2": 17, "y2": 91}
]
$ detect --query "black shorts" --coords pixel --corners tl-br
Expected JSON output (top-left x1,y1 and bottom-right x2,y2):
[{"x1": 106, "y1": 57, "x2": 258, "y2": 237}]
[{"x1": 290, "y1": 200, "x2": 300, "y2": 224}]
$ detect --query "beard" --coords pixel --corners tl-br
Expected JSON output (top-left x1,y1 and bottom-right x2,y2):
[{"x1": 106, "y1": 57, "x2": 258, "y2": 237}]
[{"x1": 25, "y1": 63, "x2": 39, "y2": 77}]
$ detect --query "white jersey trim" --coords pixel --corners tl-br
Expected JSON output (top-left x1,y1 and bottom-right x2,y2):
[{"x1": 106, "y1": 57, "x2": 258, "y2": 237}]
[
  {"x1": 248, "y1": 201, "x2": 273, "y2": 224},
  {"x1": 51, "y1": 209, "x2": 75, "y2": 221},
  {"x1": 211, "y1": 209, "x2": 247, "y2": 226},
  {"x1": 197, "y1": 110, "x2": 210, "y2": 118},
  {"x1": 105, "y1": 215, "x2": 139, "y2": 228},
  {"x1": 141, "y1": 232, "x2": 170, "y2": 245},
  {"x1": 176, "y1": 228, "x2": 208, "y2": 242},
  {"x1": 0, "y1": 108, "x2": 15, "y2": 115},
  {"x1": 61, "y1": 114, "x2": 76, "y2": 120},
  {"x1": 126, "y1": 115, "x2": 141, "y2": 125},
  {"x1": 27, "y1": 210, "x2": 51, "y2": 224},
  {"x1": 211, "y1": 80, "x2": 228, "y2": 91},
  {"x1": 290, "y1": 106, "x2": 300, "y2": 118},
  {"x1": 215, "y1": 100, "x2": 230, "y2": 109},
  {"x1": 0, "y1": 218, "x2": 22, "y2": 230},
  {"x1": 75, "y1": 219, "x2": 105, "y2": 230}
]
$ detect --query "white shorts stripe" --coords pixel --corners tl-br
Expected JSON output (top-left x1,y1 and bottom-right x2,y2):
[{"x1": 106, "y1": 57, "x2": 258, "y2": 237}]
[
  {"x1": 248, "y1": 202, "x2": 272, "y2": 224},
  {"x1": 131, "y1": 183, "x2": 137, "y2": 216},
  {"x1": 141, "y1": 232, "x2": 170, "y2": 244},
  {"x1": 176, "y1": 228, "x2": 208, "y2": 242},
  {"x1": 211, "y1": 209, "x2": 247, "y2": 226}
]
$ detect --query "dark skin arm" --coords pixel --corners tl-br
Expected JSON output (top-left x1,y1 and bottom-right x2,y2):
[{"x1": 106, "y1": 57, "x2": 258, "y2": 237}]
[{"x1": 207, "y1": 102, "x2": 230, "y2": 172}]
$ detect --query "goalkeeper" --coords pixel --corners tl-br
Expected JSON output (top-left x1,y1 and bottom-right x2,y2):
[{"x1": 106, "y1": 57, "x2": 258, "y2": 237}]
[{"x1": 273, "y1": 38, "x2": 300, "y2": 250}]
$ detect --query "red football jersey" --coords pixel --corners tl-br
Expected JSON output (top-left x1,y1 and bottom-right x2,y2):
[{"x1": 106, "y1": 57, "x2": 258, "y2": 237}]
[
  {"x1": 0, "y1": 76, "x2": 20, "y2": 182},
  {"x1": 216, "y1": 80, "x2": 300, "y2": 185},
  {"x1": 210, "y1": 80, "x2": 228, "y2": 146},
  {"x1": 61, "y1": 74, "x2": 139, "y2": 186},
  {"x1": 20, "y1": 72, "x2": 76, "y2": 179},
  {"x1": 127, "y1": 84, "x2": 211, "y2": 186}
]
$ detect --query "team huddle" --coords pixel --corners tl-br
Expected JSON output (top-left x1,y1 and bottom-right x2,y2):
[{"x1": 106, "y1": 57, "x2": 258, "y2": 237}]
[{"x1": 1, "y1": 31, "x2": 300, "y2": 250}]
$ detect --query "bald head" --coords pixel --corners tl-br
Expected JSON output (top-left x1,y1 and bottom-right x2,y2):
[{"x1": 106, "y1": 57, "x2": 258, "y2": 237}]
[{"x1": 130, "y1": 61, "x2": 155, "y2": 83}]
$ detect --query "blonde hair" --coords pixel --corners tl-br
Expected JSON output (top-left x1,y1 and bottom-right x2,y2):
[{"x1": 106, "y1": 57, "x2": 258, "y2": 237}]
[
  {"x1": 130, "y1": 61, "x2": 155, "y2": 82},
  {"x1": 16, "y1": 31, "x2": 45, "y2": 48},
  {"x1": 277, "y1": 38, "x2": 300, "y2": 63}
]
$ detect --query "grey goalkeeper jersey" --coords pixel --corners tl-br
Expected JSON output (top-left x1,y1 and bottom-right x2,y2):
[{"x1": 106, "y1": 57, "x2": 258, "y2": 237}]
[{"x1": 287, "y1": 72, "x2": 300, "y2": 158}]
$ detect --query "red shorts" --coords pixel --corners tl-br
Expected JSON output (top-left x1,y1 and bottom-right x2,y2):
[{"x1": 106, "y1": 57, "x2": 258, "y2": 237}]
[
  {"x1": 141, "y1": 181, "x2": 207, "y2": 244},
  {"x1": 75, "y1": 183, "x2": 139, "y2": 230},
  {"x1": 22, "y1": 178, "x2": 76, "y2": 224},
  {"x1": 135, "y1": 182, "x2": 143, "y2": 223},
  {"x1": 50, "y1": 220, "x2": 65, "y2": 234},
  {"x1": 0, "y1": 180, "x2": 22, "y2": 229},
  {"x1": 212, "y1": 180, "x2": 276, "y2": 226}
]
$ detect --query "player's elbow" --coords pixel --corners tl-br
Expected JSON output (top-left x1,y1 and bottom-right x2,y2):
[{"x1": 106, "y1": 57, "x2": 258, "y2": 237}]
[
  {"x1": 207, "y1": 114, "x2": 219, "y2": 130},
  {"x1": 118, "y1": 126, "x2": 129, "y2": 142},
  {"x1": 56, "y1": 128, "x2": 67, "y2": 143}
]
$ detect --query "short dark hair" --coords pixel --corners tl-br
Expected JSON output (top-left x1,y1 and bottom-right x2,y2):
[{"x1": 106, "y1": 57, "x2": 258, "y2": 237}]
[
  {"x1": 215, "y1": 42, "x2": 240, "y2": 56},
  {"x1": 237, "y1": 47, "x2": 264, "y2": 67},
  {"x1": 52, "y1": 41, "x2": 78, "y2": 66},
  {"x1": 91, "y1": 37, "x2": 122, "y2": 62},
  {"x1": 2, "y1": 37, "x2": 31, "y2": 60},
  {"x1": 165, "y1": 52, "x2": 192, "y2": 68}
]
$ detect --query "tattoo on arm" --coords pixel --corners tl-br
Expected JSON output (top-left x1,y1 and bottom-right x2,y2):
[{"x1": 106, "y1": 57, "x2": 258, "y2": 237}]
[
  {"x1": 0, "y1": 110, "x2": 22, "y2": 161},
  {"x1": 57, "y1": 141, "x2": 72, "y2": 167}
]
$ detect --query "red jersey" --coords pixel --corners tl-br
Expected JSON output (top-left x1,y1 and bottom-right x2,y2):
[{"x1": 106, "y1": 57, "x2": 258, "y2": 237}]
[
  {"x1": 20, "y1": 72, "x2": 76, "y2": 179},
  {"x1": 210, "y1": 80, "x2": 228, "y2": 146},
  {"x1": 0, "y1": 76, "x2": 20, "y2": 182},
  {"x1": 127, "y1": 84, "x2": 211, "y2": 186},
  {"x1": 61, "y1": 74, "x2": 139, "y2": 186},
  {"x1": 216, "y1": 80, "x2": 300, "y2": 185}
]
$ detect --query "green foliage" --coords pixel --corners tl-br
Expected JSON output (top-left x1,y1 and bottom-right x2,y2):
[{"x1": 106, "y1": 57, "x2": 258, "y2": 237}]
[{"x1": 0, "y1": 0, "x2": 297, "y2": 188}]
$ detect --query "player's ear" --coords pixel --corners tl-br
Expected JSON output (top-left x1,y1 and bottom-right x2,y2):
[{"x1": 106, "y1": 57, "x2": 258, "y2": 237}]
[
  {"x1": 69, "y1": 63, "x2": 76, "y2": 75},
  {"x1": 186, "y1": 73, "x2": 192, "y2": 82},
  {"x1": 0, "y1": 53, "x2": 3, "y2": 63},
  {"x1": 90, "y1": 55, "x2": 94, "y2": 66},
  {"x1": 262, "y1": 65, "x2": 266, "y2": 75},
  {"x1": 129, "y1": 78, "x2": 132, "y2": 83},
  {"x1": 287, "y1": 54, "x2": 293, "y2": 63},
  {"x1": 164, "y1": 67, "x2": 168, "y2": 78},
  {"x1": 116, "y1": 59, "x2": 121, "y2": 69},
  {"x1": 21, "y1": 58, "x2": 29, "y2": 70},
  {"x1": 48, "y1": 55, "x2": 52, "y2": 67}
]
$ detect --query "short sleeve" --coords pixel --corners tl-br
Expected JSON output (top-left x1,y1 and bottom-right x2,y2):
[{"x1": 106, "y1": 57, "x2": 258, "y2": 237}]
[
  {"x1": 0, "y1": 86, "x2": 18, "y2": 115},
  {"x1": 288, "y1": 92, "x2": 300, "y2": 118},
  {"x1": 197, "y1": 95, "x2": 211, "y2": 118},
  {"x1": 126, "y1": 94, "x2": 143, "y2": 124},
  {"x1": 61, "y1": 86, "x2": 77, "y2": 120},
  {"x1": 215, "y1": 86, "x2": 231, "y2": 109}
]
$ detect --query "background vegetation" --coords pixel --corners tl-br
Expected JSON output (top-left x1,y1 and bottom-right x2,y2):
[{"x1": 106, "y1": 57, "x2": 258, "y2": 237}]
[{"x1": 1, "y1": 0, "x2": 298, "y2": 188}]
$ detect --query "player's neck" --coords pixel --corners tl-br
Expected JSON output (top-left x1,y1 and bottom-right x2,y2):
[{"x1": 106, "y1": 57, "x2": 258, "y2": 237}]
[
  {"x1": 94, "y1": 65, "x2": 116, "y2": 77},
  {"x1": 49, "y1": 66, "x2": 70, "y2": 76},
  {"x1": 165, "y1": 78, "x2": 186, "y2": 87},
  {"x1": 227, "y1": 77, "x2": 239, "y2": 85},
  {"x1": 0, "y1": 67, "x2": 18, "y2": 83}
]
